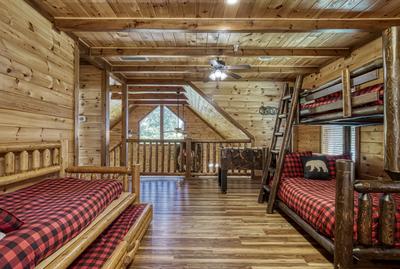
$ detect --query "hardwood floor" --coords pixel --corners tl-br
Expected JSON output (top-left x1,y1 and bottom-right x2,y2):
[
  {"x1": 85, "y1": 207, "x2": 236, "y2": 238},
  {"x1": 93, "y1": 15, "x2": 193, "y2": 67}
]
[{"x1": 131, "y1": 176, "x2": 400, "y2": 269}]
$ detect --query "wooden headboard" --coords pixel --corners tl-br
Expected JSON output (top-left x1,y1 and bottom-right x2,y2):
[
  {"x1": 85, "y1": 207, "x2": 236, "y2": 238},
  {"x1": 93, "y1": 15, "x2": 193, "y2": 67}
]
[{"x1": 0, "y1": 139, "x2": 68, "y2": 192}]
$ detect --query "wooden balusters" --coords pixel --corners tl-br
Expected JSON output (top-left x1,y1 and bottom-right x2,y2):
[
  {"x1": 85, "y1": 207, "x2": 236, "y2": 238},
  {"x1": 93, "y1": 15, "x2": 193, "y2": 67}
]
[
  {"x1": 379, "y1": 193, "x2": 396, "y2": 246},
  {"x1": 5, "y1": 152, "x2": 15, "y2": 175},
  {"x1": 53, "y1": 148, "x2": 60, "y2": 165},
  {"x1": 43, "y1": 149, "x2": 51, "y2": 168},
  {"x1": 358, "y1": 193, "x2": 373, "y2": 246},
  {"x1": 32, "y1": 150, "x2": 41, "y2": 170},
  {"x1": 19, "y1": 151, "x2": 29, "y2": 173}
]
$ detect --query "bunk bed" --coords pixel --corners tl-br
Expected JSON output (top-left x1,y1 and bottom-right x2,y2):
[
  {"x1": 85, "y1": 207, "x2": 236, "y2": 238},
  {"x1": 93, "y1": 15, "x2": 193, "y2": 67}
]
[
  {"x1": 299, "y1": 59, "x2": 384, "y2": 125},
  {"x1": 0, "y1": 140, "x2": 152, "y2": 269},
  {"x1": 260, "y1": 28, "x2": 400, "y2": 269}
]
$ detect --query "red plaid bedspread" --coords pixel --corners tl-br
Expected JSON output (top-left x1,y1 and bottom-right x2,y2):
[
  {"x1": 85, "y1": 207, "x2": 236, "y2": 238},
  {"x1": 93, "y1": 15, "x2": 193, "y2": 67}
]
[
  {"x1": 300, "y1": 84, "x2": 384, "y2": 110},
  {"x1": 277, "y1": 177, "x2": 400, "y2": 247},
  {"x1": 0, "y1": 178, "x2": 122, "y2": 269},
  {"x1": 69, "y1": 204, "x2": 147, "y2": 269}
]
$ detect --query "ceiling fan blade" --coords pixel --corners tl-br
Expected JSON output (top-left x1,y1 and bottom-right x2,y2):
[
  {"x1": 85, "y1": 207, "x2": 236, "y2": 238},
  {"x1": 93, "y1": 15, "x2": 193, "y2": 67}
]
[
  {"x1": 209, "y1": 59, "x2": 219, "y2": 66},
  {"x1": 226, "y1": 71, "x2": 242, "y2": 79},
  {"x1": 226, "y1": 64, "x2": 251, "y2": 70}
]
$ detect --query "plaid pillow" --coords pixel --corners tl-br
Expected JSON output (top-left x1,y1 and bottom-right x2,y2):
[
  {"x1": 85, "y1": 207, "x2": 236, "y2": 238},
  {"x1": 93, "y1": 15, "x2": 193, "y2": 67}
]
[
  {"x1": 281, "y1": 151, "x2": 313, "y2": 178},
  {"x1": 325, "y1": 154, "x2": 351, "y2": 179},
  {"x1": 0, "y1": 208, "x2": 23, "y2": 233}
]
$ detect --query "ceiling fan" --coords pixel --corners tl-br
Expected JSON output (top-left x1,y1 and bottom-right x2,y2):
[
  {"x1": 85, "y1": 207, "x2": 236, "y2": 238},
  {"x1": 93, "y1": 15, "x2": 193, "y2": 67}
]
[{"x1": 209, "y1": 58, "x2": 251, "y2": 80}]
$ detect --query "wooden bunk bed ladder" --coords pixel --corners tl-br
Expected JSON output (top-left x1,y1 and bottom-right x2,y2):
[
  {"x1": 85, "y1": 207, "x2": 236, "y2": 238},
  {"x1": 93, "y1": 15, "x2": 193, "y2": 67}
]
[{"x1": 257, "y1": 76, "x2": 303, "y2": 213}]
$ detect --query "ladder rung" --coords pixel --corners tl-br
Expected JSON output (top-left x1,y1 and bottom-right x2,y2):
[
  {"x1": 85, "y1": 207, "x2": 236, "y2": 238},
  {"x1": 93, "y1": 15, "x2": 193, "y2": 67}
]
[
  {"x1": 282, "y1": 95, "x2": 292, "y2": 101},
  {"x1": 274, "y1": 132, "x2": 283, "y2": 137},
  {"x1": 278, "y1": 113, "x2": 287, "y2": 119},
  {"x1": 269, "y1": 167, "x2": 276, "y2": 173},
  {"x1": 263, "y1": 185, "x2": 270, "y2": 192},
  {"x1": 271, "y1": 149, "x2": 280, "y2": 155}
]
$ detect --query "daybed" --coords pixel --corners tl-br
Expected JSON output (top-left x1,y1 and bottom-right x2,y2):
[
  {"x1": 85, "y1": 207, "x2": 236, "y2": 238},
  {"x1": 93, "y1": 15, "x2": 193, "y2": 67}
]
[{"x1": 0, "y1": 140, "x2": 152, "y2": 269}]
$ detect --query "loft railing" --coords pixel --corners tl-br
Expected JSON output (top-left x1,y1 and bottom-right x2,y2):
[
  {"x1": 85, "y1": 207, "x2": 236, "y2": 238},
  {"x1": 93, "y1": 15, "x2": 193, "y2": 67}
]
[{"x1": 109, "y1": 138, "x2": 252, "y2": 177}]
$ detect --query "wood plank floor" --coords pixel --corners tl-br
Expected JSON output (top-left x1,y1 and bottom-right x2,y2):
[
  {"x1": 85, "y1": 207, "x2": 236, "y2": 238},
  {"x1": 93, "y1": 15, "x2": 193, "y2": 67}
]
[{"x1": 131, "y1": 176, "x2": 400, "y2": 269}]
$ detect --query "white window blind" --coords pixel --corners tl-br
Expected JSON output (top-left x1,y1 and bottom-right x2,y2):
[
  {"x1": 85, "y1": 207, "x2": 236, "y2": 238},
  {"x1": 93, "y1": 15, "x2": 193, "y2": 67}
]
[{"x1": 321, "y1": 126, "x2": 357, "y2": 161}]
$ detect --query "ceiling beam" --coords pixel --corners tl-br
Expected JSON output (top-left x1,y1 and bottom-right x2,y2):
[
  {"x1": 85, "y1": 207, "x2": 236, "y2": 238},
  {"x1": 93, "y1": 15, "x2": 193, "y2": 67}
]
[
  {"x1": 112, "y1": 93, "x2": 187, "y2": 100},
  {"x1": 125, "y1": 76, "x2": 295, "y2": 83},
  {"x1": 129, "y1": 100, "x2": 188, "y2": 106},
  {"x1": 54, "y1": 17, "x2": 400, "y2": 33},
  {"x1": 127, "y1": 79, "x2": 188, "y2": 86},
  {"x1": 111, "y1": 65, "x2": 319, "y2": 74},
  {"x1": 111, "y1": 85, "x2": 186, "y2": 93},
  {"x1": 90, "y1": 47, "x2": 349, "y2": 57}
]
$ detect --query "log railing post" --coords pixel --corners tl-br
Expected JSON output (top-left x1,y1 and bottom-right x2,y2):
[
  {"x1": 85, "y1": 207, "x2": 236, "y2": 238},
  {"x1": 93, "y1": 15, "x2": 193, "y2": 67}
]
[
  {"x1": 334, "y1": 159, "x2": 354, "y2": 269},
  {"x1": 121, "y1": 82, "x2": 129, "y2": 166},
  {"x1": 185, "y1": 137, "x2": 192, "y2": 179}
]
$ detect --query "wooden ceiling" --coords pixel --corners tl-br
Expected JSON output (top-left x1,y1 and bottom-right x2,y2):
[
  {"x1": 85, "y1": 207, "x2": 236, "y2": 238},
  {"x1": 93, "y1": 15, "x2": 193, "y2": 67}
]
[{"x1": 28, "y1": 0, "x2": 400, "y2": 82}]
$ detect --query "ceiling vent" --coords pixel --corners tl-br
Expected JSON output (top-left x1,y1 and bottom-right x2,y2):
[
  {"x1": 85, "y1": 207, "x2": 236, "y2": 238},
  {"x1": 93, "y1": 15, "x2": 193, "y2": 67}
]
[{"x1": 120, "y1": 56, "x2": 149, "y2": 62}]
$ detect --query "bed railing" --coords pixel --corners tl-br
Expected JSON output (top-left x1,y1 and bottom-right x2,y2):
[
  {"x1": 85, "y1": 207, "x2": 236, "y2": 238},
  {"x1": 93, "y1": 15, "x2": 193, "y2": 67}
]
[
  {"x1": 109, "y1": 138, "x2": 252, "y2": 177},
  {"x1": 335, "y1": 159, "x2": 400, "y2": 268},
  {"x1": 0, "y1": 140, "x2": 68, "y2": 191}
]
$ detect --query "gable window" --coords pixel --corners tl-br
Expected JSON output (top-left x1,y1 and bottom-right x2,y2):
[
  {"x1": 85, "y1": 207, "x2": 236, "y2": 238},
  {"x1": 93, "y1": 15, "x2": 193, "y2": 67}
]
[
  {"x1": 139, "y1": 106, "x2": 185, "y2": 140},
  {"x1": 321, "y1": 126, "x2": 357, "y2": 161}
]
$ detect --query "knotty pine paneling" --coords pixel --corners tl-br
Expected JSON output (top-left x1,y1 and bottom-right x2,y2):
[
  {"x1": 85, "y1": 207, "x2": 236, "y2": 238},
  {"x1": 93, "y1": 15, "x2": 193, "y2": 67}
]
[
  {"x1": 192, "y1": 81, "x2": 284, "y2": 147},
  {"x1": 294, "y1": 125, "x2": 321, "y2": 153},
  {"x1": 0, "y1": 0, "x2": 75, "y2": 164},
  {"x1": 79, "y1": 65, "x2": 103, "y2": 166}
]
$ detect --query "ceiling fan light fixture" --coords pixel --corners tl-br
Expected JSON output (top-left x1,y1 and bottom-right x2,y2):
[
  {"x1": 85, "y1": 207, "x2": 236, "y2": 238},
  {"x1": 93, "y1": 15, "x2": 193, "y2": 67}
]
[
  {"x1": 226, "y1": 0, "x2": 238, "y2": 5},
  {"x1": 209, "y1": 72, "x2": 216, "y2": 81},
  {"x1": 220, "y1": 72, "x2": 227, "y2": 80}
]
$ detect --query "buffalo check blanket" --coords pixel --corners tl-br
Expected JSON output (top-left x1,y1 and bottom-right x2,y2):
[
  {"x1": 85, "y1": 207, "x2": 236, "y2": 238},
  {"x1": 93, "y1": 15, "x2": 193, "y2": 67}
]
[
  {"x1": 0, "y1": 178, "x2": 122, "y2": 269},
  {"x1": 277, "y1": 177, "x2": 400, "y2": 247},
  {"x1": 69, "y1": 204, "x2": 147, "y2": 269}
]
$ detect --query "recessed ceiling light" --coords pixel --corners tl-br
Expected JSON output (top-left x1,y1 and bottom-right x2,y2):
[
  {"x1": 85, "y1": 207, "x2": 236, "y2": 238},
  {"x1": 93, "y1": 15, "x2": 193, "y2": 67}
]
[{"x1": 226, "y1": 0, "x2": 238, "y2": 5}]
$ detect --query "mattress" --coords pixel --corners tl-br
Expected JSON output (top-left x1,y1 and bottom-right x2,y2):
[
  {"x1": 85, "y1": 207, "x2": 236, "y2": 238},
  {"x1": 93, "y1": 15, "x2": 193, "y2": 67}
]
[
  {"x1": 0, "y1": 177, "x2": 123, "y2": 269},
  {"x1": 277, "y1": 177, "x2": 400, "y2": 247},
  {"x1": 69, "y1": 204, "x2": 148, "y2": 269}
]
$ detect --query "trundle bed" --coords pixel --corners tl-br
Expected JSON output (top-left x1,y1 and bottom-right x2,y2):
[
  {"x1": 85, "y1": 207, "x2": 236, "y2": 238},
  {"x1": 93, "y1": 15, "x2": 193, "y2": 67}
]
[{"x1": 0, "y1": 140, "x2": 152, "y2": 269}]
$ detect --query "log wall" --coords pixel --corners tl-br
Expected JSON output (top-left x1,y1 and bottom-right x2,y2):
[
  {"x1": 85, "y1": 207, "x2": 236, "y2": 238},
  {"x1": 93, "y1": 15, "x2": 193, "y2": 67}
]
[
  {"x1": 0, "y1": 0, "x2": 75, "y2": 165},
  {"x1": 293, "y1": 125, "x2": 321, "y2": 153},
  {"x1": 79, "y1": 65, "x2": 103, "y2": 166}
]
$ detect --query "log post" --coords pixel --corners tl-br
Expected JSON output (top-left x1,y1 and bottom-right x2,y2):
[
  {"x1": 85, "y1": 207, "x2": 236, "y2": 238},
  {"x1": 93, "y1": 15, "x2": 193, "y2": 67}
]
[
  {"x1": 121, "y1": 82, "x2": 129, "y2": 166},
  {"x1": 358, "y1": 193, "x2": 373, "y2": 246},
  {"x1": 383, "y1": 26, "x2": 400, "y2": 180},
  {"x1": 19, "y1": 151, "x2": 29, "y2": 172},
  {"x1": 131, "y1": 164, "x2": 141, "y2": 202},
  {"x1": 379, "y1": 193, "x2": 396, "y2": 246},
  {"x1": 185, "y1": 137, "x2": 192, "y2": 179},
  {"x1": 342, "y1": 67, "x2": 352, "y2": 118},
  {"x1": 60, "y1": 139, "x2": 69, "y2": 177},
  {"x1": 5, "y1": 152, "x2": 15, "y2": 175},
  {"x1": 101, "y1": 69, "x2": 110, "y2": 166},
  {"x1": 43, "y1": 149, "x2": 51, "y2": 168},
  {"x1": 334, "y1": 159, "x2": 354, "y2": 269},
  {"x1": 32, "y1": 150, "x2": 41, "y2": 170}
]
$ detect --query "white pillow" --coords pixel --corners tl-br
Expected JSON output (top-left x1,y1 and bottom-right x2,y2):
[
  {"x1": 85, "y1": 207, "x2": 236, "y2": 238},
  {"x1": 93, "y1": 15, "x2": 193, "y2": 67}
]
[{"x1": 0, "y1": 232, "x2": 5, "y2": 240}]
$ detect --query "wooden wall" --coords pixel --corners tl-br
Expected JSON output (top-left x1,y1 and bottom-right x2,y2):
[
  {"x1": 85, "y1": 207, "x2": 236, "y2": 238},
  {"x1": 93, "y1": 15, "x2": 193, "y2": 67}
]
[
  {"x1": 192, "y1": 81, "x2": 284, "y2": 147},
  {"x1": 110, "y1": 105, "x2": 223, "y2": 146},
  {"x1": 301, "y1": 37, "x2": 386, "y2": 180},
  {"x1": 79, "y1": 65, "x2": 103, "y2": 165},
  {"x1": 0, "y1": 0, "x2": 75, "y2": 164},
  {"x1": 293, "y1": 126, "x2": 321, "y2": 153}
]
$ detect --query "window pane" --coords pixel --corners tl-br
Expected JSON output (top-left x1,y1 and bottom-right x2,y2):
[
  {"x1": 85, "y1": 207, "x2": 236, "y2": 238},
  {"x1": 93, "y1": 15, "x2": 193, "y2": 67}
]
[
  {"x1": 139, "y1": 106, "x2": 161, "y2": 139},
  {"x1": 163, "y1": 107, "x2": 184, "y2": 140}
]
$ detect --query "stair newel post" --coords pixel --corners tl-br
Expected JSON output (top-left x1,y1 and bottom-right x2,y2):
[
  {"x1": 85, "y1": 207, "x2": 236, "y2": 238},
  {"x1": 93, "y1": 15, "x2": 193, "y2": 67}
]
[
  {"x1": 185, "y1": 137, "x2": 192, "y2": 179},
  {"x1": 267, "y1": 75, "x2": 303, "y2": 214}
]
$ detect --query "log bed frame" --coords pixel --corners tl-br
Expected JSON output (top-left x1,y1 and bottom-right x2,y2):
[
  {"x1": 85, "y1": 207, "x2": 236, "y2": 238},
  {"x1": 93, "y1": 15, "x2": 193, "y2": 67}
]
[
  {"x1": 266, "y1": 26, "x2": 400, "y2": 268},
  {"x1": 0, "y1": 139, "x2": 152, "y2": 269}
]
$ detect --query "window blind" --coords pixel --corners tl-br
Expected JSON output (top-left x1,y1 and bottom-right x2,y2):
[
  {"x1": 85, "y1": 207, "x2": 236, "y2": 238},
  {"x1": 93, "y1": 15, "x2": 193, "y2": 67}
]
[{"x1": 321, "y1": 126, "x2": 357, "y2": 161}]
